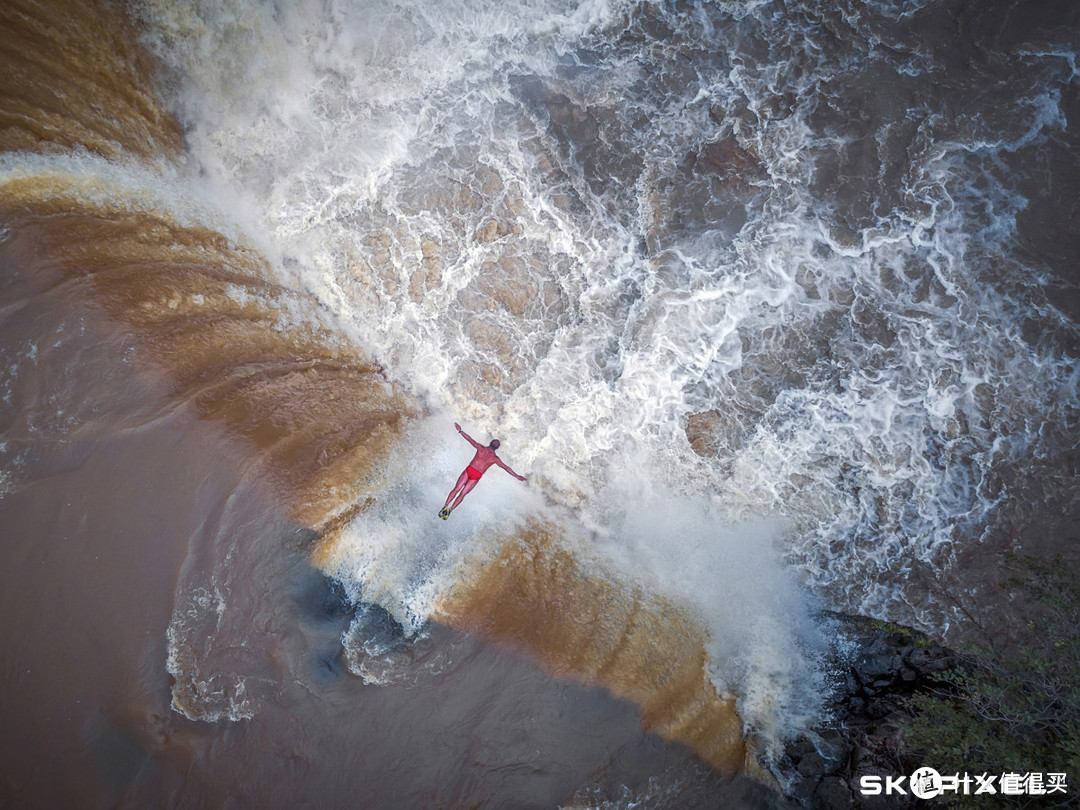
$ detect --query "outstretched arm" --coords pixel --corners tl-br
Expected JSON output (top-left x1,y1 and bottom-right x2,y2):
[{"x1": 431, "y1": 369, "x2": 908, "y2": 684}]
[
  {"x1": 455, "y1": 422, "x2": 483, "y2": 449},
  {"x1": 495, "y1": 458, "x2": 527, "y2": 482}
]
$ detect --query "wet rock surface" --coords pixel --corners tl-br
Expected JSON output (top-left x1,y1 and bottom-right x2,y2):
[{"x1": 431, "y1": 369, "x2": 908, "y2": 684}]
[{"x1": 778, "y1": 614, "x2": 960, "y2": 809}]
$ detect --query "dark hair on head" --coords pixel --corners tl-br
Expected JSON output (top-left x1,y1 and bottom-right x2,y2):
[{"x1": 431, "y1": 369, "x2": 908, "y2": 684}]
[{"x1": 489, "y1": 439, "x2": 501, "y2": 449}]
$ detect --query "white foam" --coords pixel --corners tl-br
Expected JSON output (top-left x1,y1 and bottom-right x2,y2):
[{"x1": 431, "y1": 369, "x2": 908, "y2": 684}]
[
  {"x1": 166, "y1": 587, "x2": 260, "y2": 722},
  {"x1": 323, "y1": 415, "x2": 545, "y2": 633},
  {"x1": 592, "y1": 480, "x2": 829, "y2": 754},
  {"x1": 0, "y1": 150, "x2": 252, "y2": 246},
  {"x1": 137, "y1": 0, "x2": 1080, "y2": 744}
]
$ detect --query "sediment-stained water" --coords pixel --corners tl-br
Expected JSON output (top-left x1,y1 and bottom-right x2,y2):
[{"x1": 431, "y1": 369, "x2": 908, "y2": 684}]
[{"x1": 1, "y1": 0, "x2": 1078, "y2": 806}]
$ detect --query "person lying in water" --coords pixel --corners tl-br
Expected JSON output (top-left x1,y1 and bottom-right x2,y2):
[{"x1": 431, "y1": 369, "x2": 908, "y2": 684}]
[{"x1": 439, "y1": 423, "x2": 527, "y2": 519}]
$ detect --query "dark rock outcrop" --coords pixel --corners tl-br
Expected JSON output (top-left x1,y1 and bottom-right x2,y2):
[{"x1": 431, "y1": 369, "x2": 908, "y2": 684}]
[{"x1": 779, "y1": 614, "x2": 960, "y2": 809}]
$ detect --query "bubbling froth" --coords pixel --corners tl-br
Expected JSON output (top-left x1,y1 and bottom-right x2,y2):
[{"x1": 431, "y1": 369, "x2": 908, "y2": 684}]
[{"x1": 126, "y1": 0, "x2": 1080, "y2": 754}]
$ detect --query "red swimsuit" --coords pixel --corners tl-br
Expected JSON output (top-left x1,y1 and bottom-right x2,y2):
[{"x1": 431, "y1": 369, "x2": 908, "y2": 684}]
[{"x1": 465, "y1": 465, "x2": 484, "y2": 481}]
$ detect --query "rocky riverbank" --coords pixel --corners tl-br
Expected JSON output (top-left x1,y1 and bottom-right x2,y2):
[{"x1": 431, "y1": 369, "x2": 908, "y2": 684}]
[{"x1": 778, "y1": 614, "x2": 961, "y2": 809}]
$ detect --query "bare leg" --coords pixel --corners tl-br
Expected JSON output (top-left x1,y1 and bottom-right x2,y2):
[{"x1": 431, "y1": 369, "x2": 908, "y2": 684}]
[
  {"x1": 450, "y1": 477, "x2": 479, "y2": 512},
  {"x1": 444, "y1": 469, "x2": 470, "y2": 509}
]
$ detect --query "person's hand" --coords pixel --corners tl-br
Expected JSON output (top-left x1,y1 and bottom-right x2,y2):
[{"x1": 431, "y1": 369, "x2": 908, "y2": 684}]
[
  {"x1": 518, "y1": 474, "x2": 527, "y2": 482},
  {"x1": 454, "y1": 422, "x2": 461, "y2": 432}
]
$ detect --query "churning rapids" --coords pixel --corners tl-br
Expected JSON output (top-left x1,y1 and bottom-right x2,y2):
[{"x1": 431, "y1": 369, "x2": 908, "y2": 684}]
[{"x1": 1, "y1": 0, "x2": 1078, "y2": 806}]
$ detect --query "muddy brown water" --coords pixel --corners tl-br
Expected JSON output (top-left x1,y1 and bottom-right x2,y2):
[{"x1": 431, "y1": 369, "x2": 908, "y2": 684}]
[
  {"x1": 0, "y1": 0, "x2": 762, "y2": 805},
  {"x1": 3, "y1": 0, "x2": 1079, "y2": 805}
]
